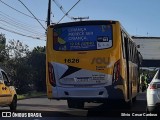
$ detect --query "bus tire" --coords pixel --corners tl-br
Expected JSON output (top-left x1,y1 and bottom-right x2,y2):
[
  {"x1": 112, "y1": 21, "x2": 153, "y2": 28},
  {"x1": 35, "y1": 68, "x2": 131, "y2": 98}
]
[
  {"x1": 67, "y1": 100, "x2": 74, "y2": 108},
  {"x1": 67, "y1": 100, "x2": 84, "y2": 109},
  {"x1": 125, "y1": 99, "x2": 132, "y2": 109},
  {"x1": 77, "y1": 101, "x2": 84, "y2": 109},
  {"x1": 132, "y1": 96, "x2": 137, "y2": 103},
  {"x1": 147, "y1": 106, "x2": 159, "y2": 113}
]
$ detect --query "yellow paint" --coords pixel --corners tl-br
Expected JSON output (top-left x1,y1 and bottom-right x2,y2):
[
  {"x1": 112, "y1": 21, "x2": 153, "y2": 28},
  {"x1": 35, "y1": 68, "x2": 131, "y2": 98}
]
[{"x1": 46, "y1": 21, "x2": 140, "y2": 102}]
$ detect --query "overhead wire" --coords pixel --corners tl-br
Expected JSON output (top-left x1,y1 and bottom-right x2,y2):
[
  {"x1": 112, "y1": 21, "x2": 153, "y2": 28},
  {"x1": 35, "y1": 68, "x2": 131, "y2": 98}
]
[
  {"x1": 0, "y1": 26, "x2": 45, "y2": 40},
  {"x1": 0, "y1": 13, "x2": 45, "y2": 36},
  {"x1": 52, "y1": 0, "x2": 74, "y2": 20},
  {"x1": 17, "y1": 0, "x2": 46, "y2": 30},
  {"x1": 0, "y1": 11, "x2": 43, "y2": 29},
  {"x1": 52, "y1": 0, "x2": 81, "y2": 24},
  {"x1": 0, "y1": 21, "x2": 35, "y2": 38},
  {"x1": 0, "y1": 10, "x2": 46, "y2": 39},
  {"x1": 0, "y1": 20, "x2": 45, "y2": 38},
  {"x1": 0, "y1": 0, "x2": 82, "y2": 40},
  {"x1": 0, "y1": 20, "x2": 46, "y2": 40},
  {"x1": 0, "y1": 0, "x2": 46, "y2": 40},
  {"x1": 0, "y1": 18, "x2": 44, "y2": 35},
  {"x1": 0, "y1": 0, "x2": 45, "y2": 22}
]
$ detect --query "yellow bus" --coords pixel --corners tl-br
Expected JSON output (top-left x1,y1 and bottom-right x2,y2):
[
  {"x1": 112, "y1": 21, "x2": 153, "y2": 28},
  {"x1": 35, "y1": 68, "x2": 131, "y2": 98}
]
[{"x1": 46, "y1": 20, "x2": 142, "y2": 108}]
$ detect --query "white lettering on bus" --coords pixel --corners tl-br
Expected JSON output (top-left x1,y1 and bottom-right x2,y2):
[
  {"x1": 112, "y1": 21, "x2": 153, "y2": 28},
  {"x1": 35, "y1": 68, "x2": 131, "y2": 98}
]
[
  {"x1": 68, "y1": 28, "x2": 87, "y2": 32},
  {"x1": 68, "y1": 32, "x2": 84, "y2": 36},
  {"x1": 68, "y1": 36, "x2": 87, "y2": 41}
]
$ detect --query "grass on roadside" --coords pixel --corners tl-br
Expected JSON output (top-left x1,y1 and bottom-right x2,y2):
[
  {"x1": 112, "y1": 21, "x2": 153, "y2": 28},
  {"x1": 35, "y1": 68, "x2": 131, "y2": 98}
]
[{"x1": 17, "y1": 91, "x2": 46, "y2": 100}]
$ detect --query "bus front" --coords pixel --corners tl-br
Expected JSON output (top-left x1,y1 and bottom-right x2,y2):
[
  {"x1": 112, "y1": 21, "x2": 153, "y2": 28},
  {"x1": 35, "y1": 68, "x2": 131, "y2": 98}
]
[{"x1": 46, "y1": 21, "x2": 123, "y2": 108}]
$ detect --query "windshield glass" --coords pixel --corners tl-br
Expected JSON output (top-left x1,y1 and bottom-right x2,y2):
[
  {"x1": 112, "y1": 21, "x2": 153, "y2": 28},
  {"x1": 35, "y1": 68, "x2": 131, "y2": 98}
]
[{"x1": 53, "y1": 25, "x2": 113, "y2": 51}]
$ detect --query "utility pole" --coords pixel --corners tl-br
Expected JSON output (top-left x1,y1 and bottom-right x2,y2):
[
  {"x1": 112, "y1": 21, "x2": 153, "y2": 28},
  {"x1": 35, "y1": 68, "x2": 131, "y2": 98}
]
[{"x1": 47, "y1": 0, "x2": 51, "y2": 27}]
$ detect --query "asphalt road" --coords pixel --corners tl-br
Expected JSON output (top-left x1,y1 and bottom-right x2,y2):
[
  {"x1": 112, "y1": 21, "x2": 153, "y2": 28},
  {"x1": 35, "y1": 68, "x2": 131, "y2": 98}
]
[{"x1": 0, "y1": 92, "x2": 159, "y2": 120}]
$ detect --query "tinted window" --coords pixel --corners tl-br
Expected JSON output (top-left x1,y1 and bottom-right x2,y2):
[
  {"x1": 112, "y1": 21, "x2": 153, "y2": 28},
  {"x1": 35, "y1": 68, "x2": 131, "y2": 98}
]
[
  {"x1": 2, "y1": 71, "x2": 9, "y2": 82},
  {"x1": 121, "y1": 31, "x2": 126, "y2": 58},
  {"x1": 157, "y1": 83, "x2": 160, "y2": 88}
]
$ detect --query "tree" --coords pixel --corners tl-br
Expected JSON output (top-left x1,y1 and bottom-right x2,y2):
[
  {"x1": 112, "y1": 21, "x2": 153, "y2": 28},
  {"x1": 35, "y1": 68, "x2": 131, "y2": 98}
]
[
  {"x1": 6, "y1": 40, "x2": 29, "y2": 59},
  {"x1": 5, "y1": 40, "x2": 32, "y2": 94},
  {"x1": 0, "y1": 33, "x2": 8, "y2": 62},
  {"x1": 27, "y1": 46, "x2": 46, "y2": 92},
  {"x1": 1, "y1": 38, "x2": 46, "y2": 94},
  {"x1": 8, "y1": 57, "x2": 33, "y2": 94},
  {"x1": 0, "y1": 33, "x2": 6, "y2": 50}
]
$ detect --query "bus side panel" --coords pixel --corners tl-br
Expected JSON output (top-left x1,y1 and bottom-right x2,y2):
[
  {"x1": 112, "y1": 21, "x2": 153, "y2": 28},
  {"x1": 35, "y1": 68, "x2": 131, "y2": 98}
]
[
  {"x1": 108, "y1": 23, "x2": 125, "y2": 100},
  {"x1": 121, "y1": 30, "x2": 140, "y2": 102},
  {"x1": 46, "y1": 26, "x2": 54, "y2": 99},
  {"x1": 119, "y1": 30, "x2": 128, "y2": 102},
  {"x1": 121, "y1": 30, "x2": 132, "y2": 102}
]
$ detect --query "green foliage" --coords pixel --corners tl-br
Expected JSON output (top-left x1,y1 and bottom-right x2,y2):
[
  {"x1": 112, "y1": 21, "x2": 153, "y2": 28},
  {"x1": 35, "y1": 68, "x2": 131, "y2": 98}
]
[
  {"x1": 0, "y1": 34, "x2": 8, "y2": 62},
  {"x1": 0, "y1": 33, "x2": 6, "y2": 49},
  {"x1": 1, "y1": 38, "x2": 46, "y2": 94},
  {"x1": 17, "y1": 92, "x2": 46, "y2": 100},
  {"x1": 6, "y1": 40, "x2": 29, "y2": 58},
  {"x1": 27, "y1": 46, "x2": 46, "y2": 92}
]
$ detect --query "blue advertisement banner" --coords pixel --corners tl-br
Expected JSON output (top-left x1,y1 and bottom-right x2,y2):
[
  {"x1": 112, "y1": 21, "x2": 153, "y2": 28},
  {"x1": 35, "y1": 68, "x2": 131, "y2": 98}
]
[{"x1": 54, "y1": 25, "x2": 112, "y2": 51}]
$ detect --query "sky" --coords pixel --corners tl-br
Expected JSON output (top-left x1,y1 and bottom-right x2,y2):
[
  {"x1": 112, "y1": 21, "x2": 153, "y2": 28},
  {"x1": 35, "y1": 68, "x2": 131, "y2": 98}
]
[{"x1": 0, "y1": 0, "x2": 160, "y2": 50}]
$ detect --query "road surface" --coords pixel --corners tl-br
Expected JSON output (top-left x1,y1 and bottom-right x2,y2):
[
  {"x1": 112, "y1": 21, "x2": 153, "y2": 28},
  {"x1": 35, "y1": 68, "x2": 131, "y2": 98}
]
[{"x1": 0, "y1": 92, "x2": 159, "y2": 120}]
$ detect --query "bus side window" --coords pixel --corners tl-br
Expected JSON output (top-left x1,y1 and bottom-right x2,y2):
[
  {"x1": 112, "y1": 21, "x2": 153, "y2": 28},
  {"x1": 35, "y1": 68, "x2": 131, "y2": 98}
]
[
  {"x1": 136, "y1": 47, "x2": 139, "y2": 64},
  {"x1": 121, "y1": 31, "x2": 126, "y2": 59},
  {"x1": 129, "y1": 41, "x2": 132, "y2": 62},
  {"x1": 134, "y1": 46, "x2": 137, "y2": 63},
  {"x1": 124, "y1": 35, "x2": 129, "y2": 61},
  {"x1": 130, "y1": 41, "x2": 133, "y2": 62},
  {"x1": 128, "y1": 40, "x2": 131, "y2": 61},
  {"x1": 131, "y1": 42, "x2": 134, "y2": 62},
  {"x1": 132, "y1": 46, "x2": 135, "y2": 63}
]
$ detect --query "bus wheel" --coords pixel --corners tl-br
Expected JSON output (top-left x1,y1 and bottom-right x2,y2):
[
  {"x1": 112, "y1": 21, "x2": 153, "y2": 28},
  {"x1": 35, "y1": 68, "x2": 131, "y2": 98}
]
[
  {"x1": 67, "y1": 100, "x2": 84, "y2": 109},
  {"x1": 132, "y1": 96, "x2": 137, "y2": 103},
  {"x1": 125, "y1": 99, "x2": 132, "y2": 109}
]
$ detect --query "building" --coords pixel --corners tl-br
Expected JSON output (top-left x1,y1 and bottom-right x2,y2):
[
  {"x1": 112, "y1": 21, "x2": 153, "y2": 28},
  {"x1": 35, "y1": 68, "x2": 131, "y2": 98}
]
[{"x1": 132, "y1": 36, "x2": 160, "y2": 67}]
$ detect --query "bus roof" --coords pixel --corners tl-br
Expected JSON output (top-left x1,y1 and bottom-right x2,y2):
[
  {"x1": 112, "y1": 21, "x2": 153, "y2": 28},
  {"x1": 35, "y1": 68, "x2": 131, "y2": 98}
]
[{"x1": 50, "y1": 20, "x2": 119, "y2": 28}]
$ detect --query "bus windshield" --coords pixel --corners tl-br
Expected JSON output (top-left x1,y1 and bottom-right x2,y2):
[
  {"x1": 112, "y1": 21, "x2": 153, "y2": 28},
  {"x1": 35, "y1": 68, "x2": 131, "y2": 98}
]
[{"x1": 53, "y1": 25, "x2": 113, "y2": 51}]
